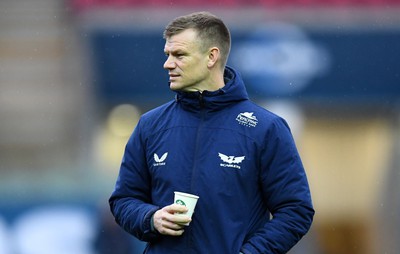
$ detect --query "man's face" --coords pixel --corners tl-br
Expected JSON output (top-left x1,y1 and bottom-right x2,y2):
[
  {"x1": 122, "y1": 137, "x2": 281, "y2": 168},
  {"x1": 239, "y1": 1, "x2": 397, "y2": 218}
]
[{"x1": 163, "y1": 29, "x2": 210, "y2": 92}]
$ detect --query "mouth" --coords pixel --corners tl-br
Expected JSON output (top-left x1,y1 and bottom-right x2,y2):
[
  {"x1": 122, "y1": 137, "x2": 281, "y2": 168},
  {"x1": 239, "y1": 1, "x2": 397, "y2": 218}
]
[{"x1": 169, "y1": 73, "x2": 180, "y2": 81}]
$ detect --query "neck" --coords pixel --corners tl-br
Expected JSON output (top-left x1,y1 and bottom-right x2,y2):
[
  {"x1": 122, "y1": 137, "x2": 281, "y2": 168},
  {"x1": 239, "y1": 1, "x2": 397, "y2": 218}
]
[{"x1": 198, "y1": 70, "x2": 225, "y2": 93}]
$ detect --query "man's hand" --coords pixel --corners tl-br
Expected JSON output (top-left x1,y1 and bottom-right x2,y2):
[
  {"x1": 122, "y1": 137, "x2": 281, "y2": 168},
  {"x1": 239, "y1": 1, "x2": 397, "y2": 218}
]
[{"x1": 153, "y1": 204, "x2": 191, "y2": 236}]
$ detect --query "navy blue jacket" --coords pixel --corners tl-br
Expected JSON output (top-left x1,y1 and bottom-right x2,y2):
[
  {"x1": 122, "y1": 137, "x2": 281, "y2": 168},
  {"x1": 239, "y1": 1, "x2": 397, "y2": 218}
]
[{"x1": 109, "y1": 66, "x2": 314, "y2": 254}]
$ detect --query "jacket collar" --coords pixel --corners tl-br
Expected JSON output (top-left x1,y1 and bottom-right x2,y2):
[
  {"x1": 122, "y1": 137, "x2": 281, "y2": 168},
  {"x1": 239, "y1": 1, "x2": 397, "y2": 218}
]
[{"x1": 174, "y1": 66, "x2": 249, "y2": 112}]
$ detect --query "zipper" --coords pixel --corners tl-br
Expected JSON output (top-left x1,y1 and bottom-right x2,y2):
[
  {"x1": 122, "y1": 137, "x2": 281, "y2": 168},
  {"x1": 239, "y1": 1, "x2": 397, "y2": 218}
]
[
  {"x1": 191, "y1": 91, "x2": 205, "y2": 192},
  {"x1": 188, "y1": 92, "x2": 205, "y2": 253}
]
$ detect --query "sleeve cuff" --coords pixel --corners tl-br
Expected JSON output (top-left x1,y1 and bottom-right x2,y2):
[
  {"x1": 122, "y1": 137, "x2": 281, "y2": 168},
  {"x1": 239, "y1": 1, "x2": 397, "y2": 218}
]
[{"x1": 150, "y1": 214, "x2": 156, "y2": 232}]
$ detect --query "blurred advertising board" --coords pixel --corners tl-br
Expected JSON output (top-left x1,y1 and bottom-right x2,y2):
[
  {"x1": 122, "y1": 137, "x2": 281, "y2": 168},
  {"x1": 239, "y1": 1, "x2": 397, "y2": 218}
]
[{"x1": 86, "y1": 14, "x2": 400, "y2": 106}]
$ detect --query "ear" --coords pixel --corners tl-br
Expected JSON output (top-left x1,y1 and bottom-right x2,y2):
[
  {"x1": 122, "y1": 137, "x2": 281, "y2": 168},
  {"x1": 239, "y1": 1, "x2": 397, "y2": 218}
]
[{"x1": 207, "y1": 47, "x2": 220, "y2": 68}]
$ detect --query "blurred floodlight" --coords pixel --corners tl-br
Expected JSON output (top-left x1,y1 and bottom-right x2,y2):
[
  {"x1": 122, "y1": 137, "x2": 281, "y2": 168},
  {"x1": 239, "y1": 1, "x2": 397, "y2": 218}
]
[
  {"x1": 107, "y1": 104, "x2": 141, "y2": 137},
  {"x1": 92, "y1": 104, "x2": 142, "y2": 171}
]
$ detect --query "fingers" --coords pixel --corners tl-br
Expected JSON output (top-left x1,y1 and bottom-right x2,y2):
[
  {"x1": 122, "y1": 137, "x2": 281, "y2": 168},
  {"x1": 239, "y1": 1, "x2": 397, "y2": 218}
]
[
  {"x1": 166, "y1": 203, "x2": 189, "y2": 214},
  {"x1": 156, "y1": 216, "x2": 185, "y2": 235},
  {"x1": 153, "y1": 204, "x2": 192, "y2": 236}
]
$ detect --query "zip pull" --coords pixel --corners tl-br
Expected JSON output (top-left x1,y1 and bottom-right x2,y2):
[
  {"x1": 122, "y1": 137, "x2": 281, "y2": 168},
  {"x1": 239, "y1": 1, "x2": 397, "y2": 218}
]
[{"x1": 198, "y1": 91, "x2": 205, "y2": 108}]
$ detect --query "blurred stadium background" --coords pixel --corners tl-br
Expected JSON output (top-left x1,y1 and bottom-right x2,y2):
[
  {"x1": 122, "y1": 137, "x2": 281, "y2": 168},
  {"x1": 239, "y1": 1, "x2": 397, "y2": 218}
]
[{"x1": 1, "y1": 0, "x2": 400, "y2": 253}]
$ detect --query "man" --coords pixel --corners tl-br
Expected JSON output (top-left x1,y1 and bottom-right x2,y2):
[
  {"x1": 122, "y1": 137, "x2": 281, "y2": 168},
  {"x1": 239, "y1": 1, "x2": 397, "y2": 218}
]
[{"x1": 109, "y1": 11, "x2": 314, "y2": 253}]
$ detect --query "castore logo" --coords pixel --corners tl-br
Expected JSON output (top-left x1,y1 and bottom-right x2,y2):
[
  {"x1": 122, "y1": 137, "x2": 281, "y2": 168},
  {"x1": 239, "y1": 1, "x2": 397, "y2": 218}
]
[{"x1": 154, "y1": 152, "x2": 168, "y2": 166}]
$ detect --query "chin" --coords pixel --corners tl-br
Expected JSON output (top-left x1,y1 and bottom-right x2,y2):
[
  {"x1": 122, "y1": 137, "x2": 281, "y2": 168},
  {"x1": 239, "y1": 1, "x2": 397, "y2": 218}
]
[{"x1": 169, "y1": 83, "x2": 182, "y2": 91}]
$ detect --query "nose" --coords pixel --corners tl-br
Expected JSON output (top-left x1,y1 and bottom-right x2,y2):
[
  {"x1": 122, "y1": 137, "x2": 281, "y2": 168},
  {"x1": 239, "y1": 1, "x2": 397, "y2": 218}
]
[{"x1": 163, "y1": 56, "x2": 175, "y2": 70}]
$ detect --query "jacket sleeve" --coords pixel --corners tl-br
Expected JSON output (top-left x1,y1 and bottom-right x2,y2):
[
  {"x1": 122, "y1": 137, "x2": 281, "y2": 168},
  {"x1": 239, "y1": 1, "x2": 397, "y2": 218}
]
[
  {"x1": 109, "y1": 119, "x2": 161, "y2": 242},
  {"x1": 241, "y1": 117, "x2": 315, "y2": 254}
]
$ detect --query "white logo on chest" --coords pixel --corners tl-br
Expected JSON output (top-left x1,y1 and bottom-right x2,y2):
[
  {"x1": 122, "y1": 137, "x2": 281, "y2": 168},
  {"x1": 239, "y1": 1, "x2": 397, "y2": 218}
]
[
  {"x1": 218, "y1": 153, "x2": 245, "y2": 169},
  {"x1": 236, "y1": 112, "x2": 258, "y2": 127}
]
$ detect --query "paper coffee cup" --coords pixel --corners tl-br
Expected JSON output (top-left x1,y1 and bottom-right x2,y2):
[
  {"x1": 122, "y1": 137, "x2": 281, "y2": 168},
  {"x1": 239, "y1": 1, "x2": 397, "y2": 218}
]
[{"x1": 174, "y1": 191, "x2": 199, "y2": 225}]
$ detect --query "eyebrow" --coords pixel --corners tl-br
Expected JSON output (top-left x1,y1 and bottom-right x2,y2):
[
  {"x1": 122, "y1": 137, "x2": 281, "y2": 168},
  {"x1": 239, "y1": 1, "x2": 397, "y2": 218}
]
[{"x1": 164, "y1": 48, "x2": 187, "y2": 55}]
